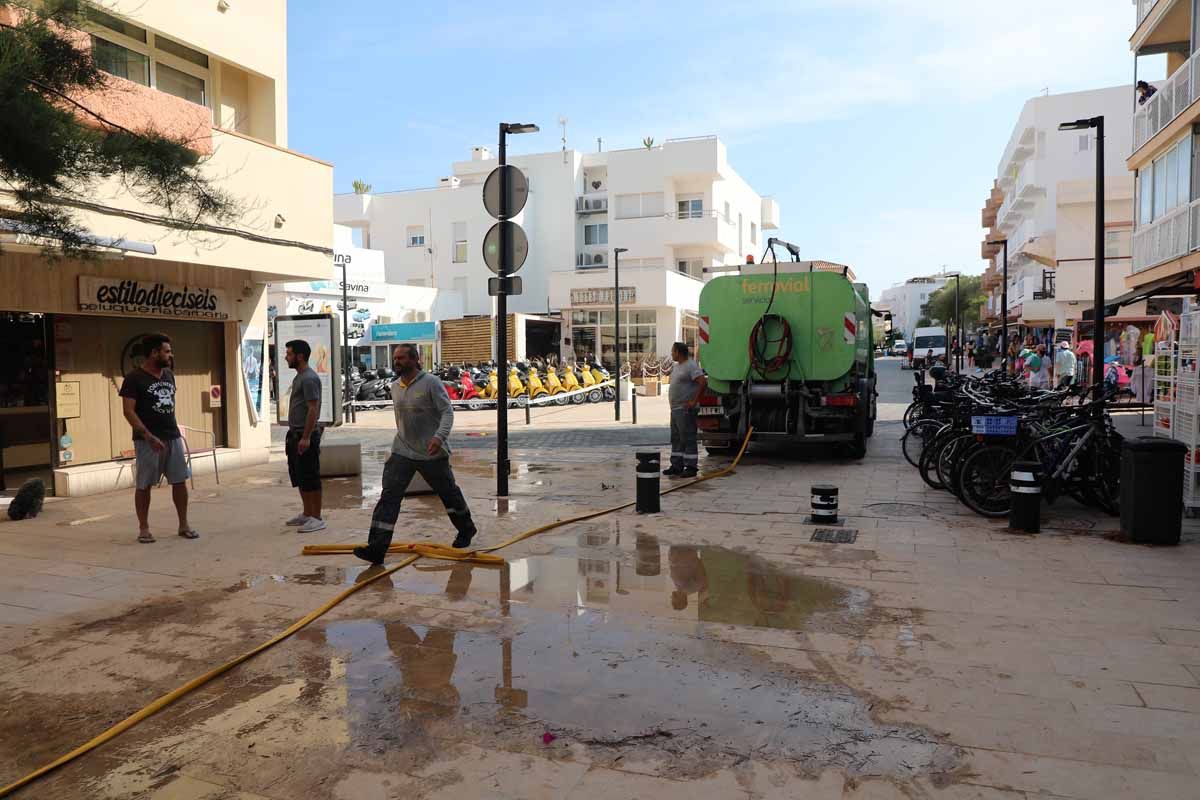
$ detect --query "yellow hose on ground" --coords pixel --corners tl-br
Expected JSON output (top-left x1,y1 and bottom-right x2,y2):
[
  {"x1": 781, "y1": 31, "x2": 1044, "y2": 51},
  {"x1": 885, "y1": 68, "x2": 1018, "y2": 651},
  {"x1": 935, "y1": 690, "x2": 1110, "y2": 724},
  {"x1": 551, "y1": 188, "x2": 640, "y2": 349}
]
[{"x1": 0, "y1": 428, "x2": 753, "y2": 797}]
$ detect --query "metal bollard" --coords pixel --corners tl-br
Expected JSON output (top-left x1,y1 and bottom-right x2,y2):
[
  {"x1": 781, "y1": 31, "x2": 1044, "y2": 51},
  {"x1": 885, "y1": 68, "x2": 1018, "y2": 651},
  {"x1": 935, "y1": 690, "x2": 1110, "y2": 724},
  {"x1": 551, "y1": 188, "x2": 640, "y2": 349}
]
[
  {"x1": 525, "y1": 398, "x2": 531, "y2": 426},
  {"x1": 809, "y1": 484, "x2": 840, "y2": 525},
  {"x1": 1008, "y1": 461, "x2": 1041, "y2": 533},
  {"x1": 632, "y1": 387, "x2": 638, "y2": 425},
  {"x1": 635, "y1": 451, "x2": 661, "y2": 514}
]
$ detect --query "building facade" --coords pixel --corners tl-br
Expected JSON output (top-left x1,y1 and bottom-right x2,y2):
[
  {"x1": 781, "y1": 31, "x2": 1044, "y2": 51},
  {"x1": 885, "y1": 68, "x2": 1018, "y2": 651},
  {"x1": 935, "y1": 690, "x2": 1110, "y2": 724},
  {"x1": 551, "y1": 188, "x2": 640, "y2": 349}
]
[
  {"x1": 978, "y1": 87, "x2": 1136, "y2": 341},
  {"x1": 333, "y1": 136, "x2": 779, "y2": 366},
  {"x1": 877, "y1": 276, "x2": 949, "y2": 342},
  {"x1": 0, "y1": 1, "x2": 332, "y2": 495},
  {"x1": 1128, "y1": 0, "x2": 1200, "y2": 298}
]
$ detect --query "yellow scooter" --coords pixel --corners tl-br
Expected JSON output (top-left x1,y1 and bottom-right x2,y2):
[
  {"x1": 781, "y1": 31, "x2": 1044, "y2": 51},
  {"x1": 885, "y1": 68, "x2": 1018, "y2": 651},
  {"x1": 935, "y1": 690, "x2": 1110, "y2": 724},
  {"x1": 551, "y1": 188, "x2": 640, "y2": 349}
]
[
  {"x1": 507, "y1": 366, "x2": 530, "y2": 407},
  {"x1": 479, "y1": 367, "x2": 500, "y2": 399},
  {"x1": 561, "y1": 364, "x2": 586, "y2": 404},
  {"x1": 526, "y1": 367, "x2": 550, "y2": 401},
  {"x1": 545, "y1": 366, "x2": 570, "y2": 406}
]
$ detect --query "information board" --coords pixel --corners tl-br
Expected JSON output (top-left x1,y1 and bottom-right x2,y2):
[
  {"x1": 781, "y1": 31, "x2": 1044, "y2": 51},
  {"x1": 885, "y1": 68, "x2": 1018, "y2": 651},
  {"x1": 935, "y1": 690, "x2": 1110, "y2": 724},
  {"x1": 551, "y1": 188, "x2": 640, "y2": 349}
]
[{"x1": 273, "y1": 314, "x2": 342, "y2": 426}]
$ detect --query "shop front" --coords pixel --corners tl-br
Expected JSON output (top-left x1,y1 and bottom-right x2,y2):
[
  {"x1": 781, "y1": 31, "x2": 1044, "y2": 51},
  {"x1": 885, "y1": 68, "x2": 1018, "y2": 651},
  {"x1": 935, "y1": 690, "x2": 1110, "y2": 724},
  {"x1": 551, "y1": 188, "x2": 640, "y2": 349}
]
[
  {"x1": 0, "y1": 250, "x2": 273, "y2": 497},
  {"x1": 367, "y1": 322, "x2": 437, "y2": 368},
  {"x1": 563, "y1": 287, "x2": 689, "y2": 368}
]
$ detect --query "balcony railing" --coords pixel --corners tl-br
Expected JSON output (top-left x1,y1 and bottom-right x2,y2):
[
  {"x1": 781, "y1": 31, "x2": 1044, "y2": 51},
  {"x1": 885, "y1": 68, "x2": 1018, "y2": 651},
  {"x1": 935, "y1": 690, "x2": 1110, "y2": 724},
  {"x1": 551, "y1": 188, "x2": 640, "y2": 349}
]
[
  {"x1": 576, "y1": 195, "x2": 608, "y2": 214},
  {"x1": 1133, "y1": 50, "x2": 1198, "y2": 152},
  {"x1": 1132, "y1": 201, "x2": 1194, "y2": 272}
]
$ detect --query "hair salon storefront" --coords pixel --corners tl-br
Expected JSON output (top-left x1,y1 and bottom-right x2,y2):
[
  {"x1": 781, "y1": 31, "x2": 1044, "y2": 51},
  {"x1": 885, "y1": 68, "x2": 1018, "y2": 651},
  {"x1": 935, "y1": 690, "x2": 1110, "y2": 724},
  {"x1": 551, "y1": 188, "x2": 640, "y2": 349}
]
[{"x1": 0, "y1": 251, "x2": 273, "y2": 497}]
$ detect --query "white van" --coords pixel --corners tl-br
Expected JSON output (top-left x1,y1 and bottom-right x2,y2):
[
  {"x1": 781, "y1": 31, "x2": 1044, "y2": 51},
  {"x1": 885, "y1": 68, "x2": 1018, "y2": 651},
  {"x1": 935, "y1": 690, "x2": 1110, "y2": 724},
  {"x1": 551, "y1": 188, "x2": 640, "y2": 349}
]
[{"x1": 911, "y1": 326, "x2": 947, "y2": 369}]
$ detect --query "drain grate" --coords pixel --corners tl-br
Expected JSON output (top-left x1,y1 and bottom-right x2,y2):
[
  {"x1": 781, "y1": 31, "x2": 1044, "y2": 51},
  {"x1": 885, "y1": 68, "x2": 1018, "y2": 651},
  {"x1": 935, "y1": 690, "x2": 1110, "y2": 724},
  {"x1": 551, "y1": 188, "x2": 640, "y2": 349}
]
[{"x1": 811, "y1": 528, "x2": 858, "y2": 544}]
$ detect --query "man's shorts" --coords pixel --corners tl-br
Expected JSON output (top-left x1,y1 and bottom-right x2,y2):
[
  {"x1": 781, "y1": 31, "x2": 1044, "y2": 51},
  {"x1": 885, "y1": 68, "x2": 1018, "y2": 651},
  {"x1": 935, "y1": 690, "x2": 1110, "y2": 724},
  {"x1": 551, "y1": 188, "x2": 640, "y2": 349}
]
[
  {"x1": 134, "y1": 437, "x2": 190, "y2": 490},
  {"x1": 286, "y1": 429, "x2": 322, "y2": 491}
]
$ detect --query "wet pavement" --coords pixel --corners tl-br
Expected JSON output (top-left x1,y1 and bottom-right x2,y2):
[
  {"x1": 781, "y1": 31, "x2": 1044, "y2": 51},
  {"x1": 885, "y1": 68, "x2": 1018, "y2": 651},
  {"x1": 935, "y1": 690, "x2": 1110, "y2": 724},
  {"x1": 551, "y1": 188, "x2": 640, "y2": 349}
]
[{"x1": 2, "y1": 375, "x2": 1200, "y2": 799}]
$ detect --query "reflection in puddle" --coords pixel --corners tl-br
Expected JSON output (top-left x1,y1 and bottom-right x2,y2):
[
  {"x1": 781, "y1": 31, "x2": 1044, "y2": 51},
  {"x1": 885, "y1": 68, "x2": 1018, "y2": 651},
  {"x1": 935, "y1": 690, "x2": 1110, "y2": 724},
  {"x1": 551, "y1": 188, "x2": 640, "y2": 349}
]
[{"x1": 309, "y1": 552, "x2": 951, "y2": 778}]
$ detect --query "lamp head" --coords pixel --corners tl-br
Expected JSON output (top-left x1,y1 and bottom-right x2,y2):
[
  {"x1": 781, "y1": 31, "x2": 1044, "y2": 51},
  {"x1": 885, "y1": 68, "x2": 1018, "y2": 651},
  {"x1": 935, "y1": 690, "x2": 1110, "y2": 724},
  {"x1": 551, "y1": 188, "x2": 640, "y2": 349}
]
[
  {"x1": 504, "y1": 123, "x2": 540, "y2": 135},
  {"x1": 1058, "y1": 118, "x2": 1097, "y2": 131},
  {"x1": 614, "y1": 247, "x2": 629, "y2": 254}
]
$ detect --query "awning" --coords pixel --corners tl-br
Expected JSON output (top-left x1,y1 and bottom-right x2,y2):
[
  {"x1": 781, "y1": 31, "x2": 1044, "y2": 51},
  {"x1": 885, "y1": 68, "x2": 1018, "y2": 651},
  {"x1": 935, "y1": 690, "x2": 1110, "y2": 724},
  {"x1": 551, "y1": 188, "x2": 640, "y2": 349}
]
[
  {"x1": 1018, "y1": 234, "x2": 1055, "y2": 268},
  {"x1": 0, "y1": 218, "x2": 157, "y2": 255},
  {"x1": 1103, "y1": 270, "x2": 1195, "y2": 314}
]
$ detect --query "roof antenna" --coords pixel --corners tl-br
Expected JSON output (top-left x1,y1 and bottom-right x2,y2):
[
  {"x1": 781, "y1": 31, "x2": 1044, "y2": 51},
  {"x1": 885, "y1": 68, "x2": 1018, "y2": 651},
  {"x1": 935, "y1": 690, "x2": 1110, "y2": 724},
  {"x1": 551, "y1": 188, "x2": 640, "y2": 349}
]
[
  {"x1": 597, "y1": 137, "x2": 603, "y2": 152},
  {"x1": 559, "y1": 116, "x2": 568, "y2": 164}
]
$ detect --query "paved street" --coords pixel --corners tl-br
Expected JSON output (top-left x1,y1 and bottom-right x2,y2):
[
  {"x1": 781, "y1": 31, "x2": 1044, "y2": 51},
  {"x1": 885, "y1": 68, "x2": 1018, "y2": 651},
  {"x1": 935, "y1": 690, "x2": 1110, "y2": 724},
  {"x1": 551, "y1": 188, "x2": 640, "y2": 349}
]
[{"x1": 1, "y1": 364, "x2": 1199, "y2": 799}]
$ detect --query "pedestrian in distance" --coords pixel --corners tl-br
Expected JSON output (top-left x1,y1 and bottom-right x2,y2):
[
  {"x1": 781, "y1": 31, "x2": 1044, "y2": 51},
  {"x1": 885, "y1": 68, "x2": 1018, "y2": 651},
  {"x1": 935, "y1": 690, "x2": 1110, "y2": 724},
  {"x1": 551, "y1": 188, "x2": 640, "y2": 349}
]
[
  {"x1": 119, "y1": 333, "x2": 197, "y2": 543},
  {"x1": 1054, "y1": 340, "x2": 1077, "y2": 389},
  {"x1": 354, "y1": 343, "x2": 477, "y2": 565},
  {"x1": 664, "y1": 341, "x2": 707, "y2": 479},
  {"x1": 284, "y1": 339, "x2": 326, "y2": 532}
]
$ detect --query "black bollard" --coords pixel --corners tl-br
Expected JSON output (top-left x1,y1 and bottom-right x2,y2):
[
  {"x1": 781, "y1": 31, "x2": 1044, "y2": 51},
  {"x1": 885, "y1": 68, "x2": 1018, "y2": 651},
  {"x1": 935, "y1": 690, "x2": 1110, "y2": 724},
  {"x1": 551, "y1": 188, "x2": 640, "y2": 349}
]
[
  {"x1": 1008, "y1": 461, "x2": 1041, "y2": 533},
  {"x1": 635, "y1": 451, "x2": 661, "y2": 514},
  {"x1": 809, "y1": 484, "x2": 839, "y2": 525},
  {"x1": 525, "y1": 398, "x2": 531, "y2": 426},
  {"x1": 632, "y1": 387, "x2": 638, "y2": 425}
]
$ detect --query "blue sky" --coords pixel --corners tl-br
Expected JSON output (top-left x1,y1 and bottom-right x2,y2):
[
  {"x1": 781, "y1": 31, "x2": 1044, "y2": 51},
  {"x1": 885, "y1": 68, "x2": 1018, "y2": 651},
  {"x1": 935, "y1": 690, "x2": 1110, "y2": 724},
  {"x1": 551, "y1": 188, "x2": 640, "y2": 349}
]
[{"x1": 287, "y1": 0, "x2": 1147, "y2": 298}]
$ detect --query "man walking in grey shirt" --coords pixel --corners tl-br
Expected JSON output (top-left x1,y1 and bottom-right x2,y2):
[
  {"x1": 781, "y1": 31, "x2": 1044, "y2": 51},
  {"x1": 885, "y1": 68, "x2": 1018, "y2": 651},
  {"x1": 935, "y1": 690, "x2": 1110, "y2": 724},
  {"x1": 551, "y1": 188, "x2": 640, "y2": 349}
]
[
  {"x1": 283, "y1": 339, "x2": 325, "y2": 533},
  {"x1": 665, "y1": 341, "x2": 707, "y2": 479},
  {"x1": 354, "y1": 343, "x2": 477, "y2": 564}
]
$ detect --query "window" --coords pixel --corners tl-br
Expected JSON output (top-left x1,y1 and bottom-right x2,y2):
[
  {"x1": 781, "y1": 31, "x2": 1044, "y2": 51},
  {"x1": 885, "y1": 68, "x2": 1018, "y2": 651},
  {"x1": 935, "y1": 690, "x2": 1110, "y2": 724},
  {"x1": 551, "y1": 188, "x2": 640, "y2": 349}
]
[
  {"x1": 452, "y1": 222, "x2": 467, "y2": 263},
  {"x1": 91, "y1": 36, "x2": 149, "y2": 85},
  {"x1": 154, "y1": 35, "x2": 208, "y2": 68},
  {"x1": 584, "y1": 223, "x2": 608, "y2": 245},
  {"x1": 614, "y1": 192, "x2": 664, "y2": 219},
  {"x1": 1143, "y1": 136, "x2": 1193, "y2": 224},
  {"x1": 1077, "y1": 134, "x2": 1091, "y2": 153},
  {"x1": 677, "y1": 258, "x2": 703, "y2": 278},
  {"x1": 677, "y1": 197, "x2": 703, "y2": 219},
  {"x1": 1105, "y1": 230, "x2": 1122, "y2": 258},
  {"x1": 751, "y1": 221, "x2": 758, "y2": 245},
  {"x1": 724, "y1": 201, "x2": 731, "y2": 221},
  {"x1": 406, "y1": 226, "x2": 426, "y2": 248},
  {"x1": 87, "y1": 7, "x2": 147, "y2": 41},
  {"x1": 1139, "y1": 167, "x2": 1153, "y2": 226},
  {"x1": 155, "y1": 62, "x2": 205, "y2": 105}
]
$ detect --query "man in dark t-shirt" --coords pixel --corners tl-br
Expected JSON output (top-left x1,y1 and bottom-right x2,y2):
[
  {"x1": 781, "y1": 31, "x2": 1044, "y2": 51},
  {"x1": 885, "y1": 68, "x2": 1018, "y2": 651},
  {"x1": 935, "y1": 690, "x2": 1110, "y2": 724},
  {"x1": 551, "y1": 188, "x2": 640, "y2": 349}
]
[{"x1": 119, "y1": 333, "x2": 197, "y2": 544}]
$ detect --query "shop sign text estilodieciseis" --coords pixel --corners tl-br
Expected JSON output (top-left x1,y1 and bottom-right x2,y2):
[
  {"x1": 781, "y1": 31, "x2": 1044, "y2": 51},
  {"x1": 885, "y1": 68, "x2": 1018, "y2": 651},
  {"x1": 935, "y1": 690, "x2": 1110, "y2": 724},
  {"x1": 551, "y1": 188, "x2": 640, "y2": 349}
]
[
  {"x1": 571, "y1": 287, "x2": 636, "y2": 306},
  {"x1": 78, "y1": 277, "x2": 231, "y2": 321}
]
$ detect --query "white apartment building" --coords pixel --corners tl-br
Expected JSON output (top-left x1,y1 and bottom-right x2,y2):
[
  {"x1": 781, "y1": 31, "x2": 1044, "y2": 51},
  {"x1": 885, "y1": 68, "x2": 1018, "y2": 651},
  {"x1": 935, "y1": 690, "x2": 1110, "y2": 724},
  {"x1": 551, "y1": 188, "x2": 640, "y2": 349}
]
[
  {"x1": 979, "y1": 86, "x2": 1135, "y2": 335},
  {"x1": 334, "y1": 136, "x2": 779, "y2": 364},
  {"x1": 877, "y1": 276, "x2": 949, "y2": 341}
]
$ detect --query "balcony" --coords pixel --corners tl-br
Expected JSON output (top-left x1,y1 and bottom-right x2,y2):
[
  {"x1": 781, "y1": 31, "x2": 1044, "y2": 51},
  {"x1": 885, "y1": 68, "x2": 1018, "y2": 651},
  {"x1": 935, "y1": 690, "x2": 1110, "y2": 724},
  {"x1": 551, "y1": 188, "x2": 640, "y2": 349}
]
[
  {"x1": 576, "y1": 195, "x2": 608, "y2": 215},
  {"x1": 761, "y1": 197, "x2": 780, "y2": 230},
  {"x1": 663, "y1": 209, "x2": 738, "y2": 253},
  {"x1": 1133, "y1": 50, "x2": 1198, "y2": 154},
  {"x1": 1132, "y1": 200, "x2": 1196, "y2": 273}
]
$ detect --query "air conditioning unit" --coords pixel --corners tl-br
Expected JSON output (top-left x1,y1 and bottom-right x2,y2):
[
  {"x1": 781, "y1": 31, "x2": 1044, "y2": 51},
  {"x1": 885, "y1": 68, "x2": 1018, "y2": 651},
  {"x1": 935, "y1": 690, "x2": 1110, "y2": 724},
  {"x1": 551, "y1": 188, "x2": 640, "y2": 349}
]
[
  {"x1": 438, "y1": 176, "x2": 461, "y2": 188},
  {"x1": 593, "y1": 253, "x2": 604, "y2": 265}
]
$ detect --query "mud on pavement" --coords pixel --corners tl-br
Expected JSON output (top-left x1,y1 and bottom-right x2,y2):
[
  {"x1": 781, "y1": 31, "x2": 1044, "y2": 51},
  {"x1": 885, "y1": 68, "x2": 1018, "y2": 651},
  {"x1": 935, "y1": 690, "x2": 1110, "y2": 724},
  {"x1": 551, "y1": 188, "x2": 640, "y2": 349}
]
[{"x1": 0, "y1": 526, "x2": 962, "y2": 798}]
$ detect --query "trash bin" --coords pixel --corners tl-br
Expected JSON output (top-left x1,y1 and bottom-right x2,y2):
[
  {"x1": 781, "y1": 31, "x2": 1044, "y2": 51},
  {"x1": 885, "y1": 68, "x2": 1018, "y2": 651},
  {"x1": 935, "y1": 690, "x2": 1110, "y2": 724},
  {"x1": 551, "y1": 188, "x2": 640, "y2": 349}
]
[{"x1": 1120, "y1": 437, "x2": 1187, "y2": 545}]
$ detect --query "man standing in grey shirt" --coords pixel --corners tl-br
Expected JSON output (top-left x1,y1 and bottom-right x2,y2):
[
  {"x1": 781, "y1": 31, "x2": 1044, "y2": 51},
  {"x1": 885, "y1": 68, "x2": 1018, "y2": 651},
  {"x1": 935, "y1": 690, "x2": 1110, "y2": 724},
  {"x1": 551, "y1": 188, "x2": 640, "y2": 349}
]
[
  {"x1": 354, "y1": 343, "x2": 477, "y2": 564},
  {"x1": 665, "y1": 341, "x2": 707, "y2": 479},
  {"x1": 283, "y1": 339, "x2": 325, "y2": 533}
]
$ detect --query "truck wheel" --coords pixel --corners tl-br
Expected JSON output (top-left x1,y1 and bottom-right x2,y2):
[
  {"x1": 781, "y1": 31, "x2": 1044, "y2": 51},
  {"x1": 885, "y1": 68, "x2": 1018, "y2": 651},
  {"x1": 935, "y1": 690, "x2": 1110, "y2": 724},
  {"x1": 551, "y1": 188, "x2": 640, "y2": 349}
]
[{"x1": 847, "y1": 433, "x2": 867, "y2": 460}]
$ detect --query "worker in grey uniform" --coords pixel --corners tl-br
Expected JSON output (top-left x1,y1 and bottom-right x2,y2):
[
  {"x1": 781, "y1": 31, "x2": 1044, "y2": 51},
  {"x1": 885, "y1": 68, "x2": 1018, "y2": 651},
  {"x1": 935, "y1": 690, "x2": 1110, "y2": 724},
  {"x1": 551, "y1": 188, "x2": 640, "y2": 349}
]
[
  {"x1": 664, "y1": 341, "x2": 707, "y2": 479},
  {"x1": 354, "y1": 343, "x2": 477, "y2": 564}
]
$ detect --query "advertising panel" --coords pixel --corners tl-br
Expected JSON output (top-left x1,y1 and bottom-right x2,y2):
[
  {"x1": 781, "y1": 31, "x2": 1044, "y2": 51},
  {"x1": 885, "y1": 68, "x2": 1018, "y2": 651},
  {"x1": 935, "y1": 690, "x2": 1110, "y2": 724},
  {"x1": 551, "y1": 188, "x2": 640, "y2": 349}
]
[{"x1": 273, "y1": 314, "x2": 342, "y2": 426}]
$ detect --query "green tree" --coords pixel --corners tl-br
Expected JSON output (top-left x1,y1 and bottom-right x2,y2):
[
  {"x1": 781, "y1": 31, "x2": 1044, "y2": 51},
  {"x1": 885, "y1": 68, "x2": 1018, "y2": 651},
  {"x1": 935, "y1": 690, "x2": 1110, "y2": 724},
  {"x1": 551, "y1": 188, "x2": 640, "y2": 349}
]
[
  {"x1": 925, "y1": 275, "x2": 985, "y2": 329},
  {"x1": 352, "y1": 179, "x2": 372, "y2": 194},
  {"x1": 0, "y1": 0, "x2": 239, "y2": 255}
]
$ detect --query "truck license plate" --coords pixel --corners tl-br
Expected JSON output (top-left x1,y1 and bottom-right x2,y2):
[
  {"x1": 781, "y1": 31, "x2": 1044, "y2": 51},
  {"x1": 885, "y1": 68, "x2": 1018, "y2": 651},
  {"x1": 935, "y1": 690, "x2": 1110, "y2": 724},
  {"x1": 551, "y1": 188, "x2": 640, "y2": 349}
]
[{"x1": 697, "y1": 406, "x2": 723, "y2": 416}]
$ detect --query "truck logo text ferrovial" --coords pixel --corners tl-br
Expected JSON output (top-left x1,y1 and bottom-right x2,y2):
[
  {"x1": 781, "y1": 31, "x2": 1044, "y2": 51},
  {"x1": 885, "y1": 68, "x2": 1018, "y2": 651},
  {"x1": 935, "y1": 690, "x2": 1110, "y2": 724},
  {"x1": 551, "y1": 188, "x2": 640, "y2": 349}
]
[{"x1": 740, "y1": 276, "x2": 810, "y2": 303}]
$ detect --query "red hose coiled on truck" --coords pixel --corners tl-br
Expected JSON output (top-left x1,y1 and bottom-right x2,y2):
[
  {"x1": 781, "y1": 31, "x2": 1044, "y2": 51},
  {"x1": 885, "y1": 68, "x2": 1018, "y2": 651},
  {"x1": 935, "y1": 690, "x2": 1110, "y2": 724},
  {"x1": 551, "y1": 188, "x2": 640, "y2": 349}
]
[{"x1": 749, "y1": 313, "x2": 792, "y2": 376}]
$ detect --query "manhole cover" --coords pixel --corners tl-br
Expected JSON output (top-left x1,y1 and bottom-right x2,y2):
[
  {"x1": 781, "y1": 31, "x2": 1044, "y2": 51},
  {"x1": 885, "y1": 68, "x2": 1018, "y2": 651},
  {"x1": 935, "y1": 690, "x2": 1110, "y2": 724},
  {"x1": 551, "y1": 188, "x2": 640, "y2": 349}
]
[
  {"x1": 864, "y1": 503, "x2": 934, "y2": 518},
  {"x1": 811, "y1": 528, "x2": 858, "y2": 544}
]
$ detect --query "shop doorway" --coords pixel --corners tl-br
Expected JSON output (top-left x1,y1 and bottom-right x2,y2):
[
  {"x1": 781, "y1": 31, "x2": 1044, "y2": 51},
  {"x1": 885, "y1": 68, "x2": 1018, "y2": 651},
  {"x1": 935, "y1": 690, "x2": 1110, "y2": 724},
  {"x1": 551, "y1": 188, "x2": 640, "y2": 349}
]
[{"x1": 0, "y1": 313, "x2": 51, "y2": 495}]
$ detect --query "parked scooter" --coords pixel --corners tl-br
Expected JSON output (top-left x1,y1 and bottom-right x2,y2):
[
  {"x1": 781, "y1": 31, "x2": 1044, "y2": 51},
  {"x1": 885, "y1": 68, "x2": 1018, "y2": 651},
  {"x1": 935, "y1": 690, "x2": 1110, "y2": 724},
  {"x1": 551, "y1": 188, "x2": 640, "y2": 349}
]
[
  {"x1": 545, "y1": 366, "x2": 570, "y2": 405},
  {"x1": 526, "y1": 366, "x2": 550, "y2": 401},
  {"x1": 507, "y1": 365, "x2": 530, "y2": 407},
  {"x1": 561, "y1": 364, "x2": 586, "y2": 404},
  {"x1": 590, "y1": 363, "x2": 616, "y2": 402}
]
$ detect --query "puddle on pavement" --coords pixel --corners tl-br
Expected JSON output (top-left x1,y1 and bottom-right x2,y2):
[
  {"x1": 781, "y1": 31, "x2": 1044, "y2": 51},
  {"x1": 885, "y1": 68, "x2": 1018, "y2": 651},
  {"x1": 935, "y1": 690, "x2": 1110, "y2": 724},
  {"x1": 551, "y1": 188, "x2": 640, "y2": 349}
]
[{"x1": 213, "y1": 545, "x2": 952, "y2": 782}]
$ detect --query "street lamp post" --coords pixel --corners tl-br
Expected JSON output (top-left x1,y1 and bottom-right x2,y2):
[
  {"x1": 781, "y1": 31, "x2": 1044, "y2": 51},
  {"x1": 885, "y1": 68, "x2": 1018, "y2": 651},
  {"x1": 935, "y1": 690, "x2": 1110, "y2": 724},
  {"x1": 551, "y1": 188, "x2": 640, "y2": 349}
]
[
  {"x1": 987, "y1": 239, "x2": 1009, "y2": 373},
  {"x1": 613, "y1": 247, "x2": 628, "y2": 422},
  {"x1": 339, "y1": 259, "x2": 355, "y2": 423},
  {"x1": 495, "y1": 121, "x2": 539, "y2": 498},
  {"x1": 1059, "y1": 116, "x2": 1105, "y2": 389},
  {"x1": 944, "y1": 271, "x2": 962, "y2": 372}
]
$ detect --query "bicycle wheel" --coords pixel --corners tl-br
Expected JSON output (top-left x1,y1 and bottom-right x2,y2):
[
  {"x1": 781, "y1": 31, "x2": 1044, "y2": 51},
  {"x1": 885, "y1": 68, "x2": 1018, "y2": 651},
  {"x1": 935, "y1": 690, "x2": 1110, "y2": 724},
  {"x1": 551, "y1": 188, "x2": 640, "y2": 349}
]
[
  {"x1": 901, "y1": 419, "x2": 942, "y2": 468},
  {"x1": 903, "y1": 401, "x2": 928, "y2": 430},
  {"x1": 937, "y1": 432, "x2": 978, "y2": 497},
  {"x1": 918, "y1": 428, "x2": 954, "y2": 491},
  {"x1": 1084, "y1": 434, "x2": 1122, "y2": 515},
  {"x1": 959, "y1": 444, "x2": 1019, "y2": 517}
]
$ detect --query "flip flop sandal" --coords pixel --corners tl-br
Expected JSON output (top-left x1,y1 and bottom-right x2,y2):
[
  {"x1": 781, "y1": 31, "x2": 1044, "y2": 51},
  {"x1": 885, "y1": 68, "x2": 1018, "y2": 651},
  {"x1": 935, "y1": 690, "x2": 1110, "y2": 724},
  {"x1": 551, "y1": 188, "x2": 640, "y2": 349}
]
[
  {"x1": 178, "y1": 528, "x2": 199, "y2": 539},
  {"x1": 138, "y1": 531, "x2": 155, "y2": 543}
]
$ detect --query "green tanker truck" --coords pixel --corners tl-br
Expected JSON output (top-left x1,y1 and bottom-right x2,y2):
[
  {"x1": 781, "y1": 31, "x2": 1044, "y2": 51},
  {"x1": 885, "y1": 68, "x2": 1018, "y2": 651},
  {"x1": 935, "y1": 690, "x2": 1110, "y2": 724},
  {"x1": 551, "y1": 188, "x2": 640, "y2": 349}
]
[{"x1": 695, "y1": 259, "x2": 876, "y2": 458}]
